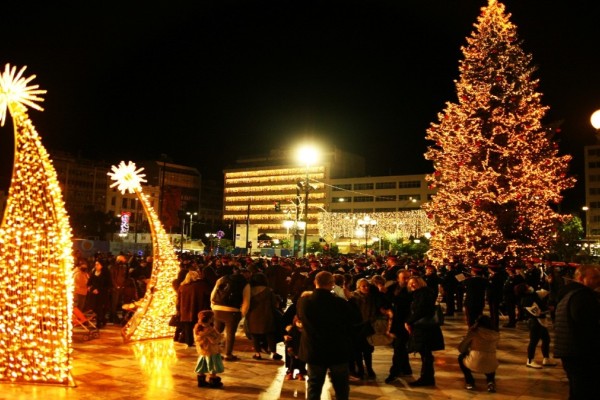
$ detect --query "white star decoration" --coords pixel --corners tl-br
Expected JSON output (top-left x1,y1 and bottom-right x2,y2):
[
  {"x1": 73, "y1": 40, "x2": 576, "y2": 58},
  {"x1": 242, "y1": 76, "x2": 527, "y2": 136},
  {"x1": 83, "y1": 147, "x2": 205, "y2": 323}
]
[
  {"x1": 108, "y1": 161, "x2": 147, "y2": 194},
  {"x1": 0, "y1": 64, "x2": 46, "y2": 126}
]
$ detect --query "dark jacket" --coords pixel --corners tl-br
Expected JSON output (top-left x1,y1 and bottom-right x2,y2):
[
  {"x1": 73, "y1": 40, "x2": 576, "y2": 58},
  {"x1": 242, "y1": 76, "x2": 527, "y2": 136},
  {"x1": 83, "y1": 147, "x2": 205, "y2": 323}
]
[
  {"x1": 298, "y1": 288, "x2": 355, "y2": 365},
  {"x1": 406, "y1": 286, "x2": 445, "y2": 352},
  {"x1": 554, "y1": 282, "x2": 600, "y2": 359},
  {"x1": 246, "y1": 286, "x2": 277, "y2": 334},
  {"x1": 385, "y1": 282, "x2": 412, "y2": 337},
  {"x1": 177, "y1": 279, "x2": 211, "y2": 322}
]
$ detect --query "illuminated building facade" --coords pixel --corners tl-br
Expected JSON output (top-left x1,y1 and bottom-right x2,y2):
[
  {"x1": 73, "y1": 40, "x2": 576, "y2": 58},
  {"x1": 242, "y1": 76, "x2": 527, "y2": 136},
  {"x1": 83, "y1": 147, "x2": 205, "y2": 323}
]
[
  {"x1": 328, "y1": 174, "x2": 435, "y2": 213},
  {"x1": 584, "y1": 144, "x2": 600, "y2": 238},
  {"x1": 223, "y1": 148, "x2": 365, "y2": 241}
]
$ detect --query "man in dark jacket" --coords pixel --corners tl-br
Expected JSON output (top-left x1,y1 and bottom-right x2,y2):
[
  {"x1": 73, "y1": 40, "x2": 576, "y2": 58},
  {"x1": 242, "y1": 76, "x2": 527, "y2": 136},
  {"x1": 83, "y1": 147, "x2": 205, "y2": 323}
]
[
  {"x1": 554, "y1": 265, "x2": 600, "y2": 400},
  {"x1": 298, "y1": 271, "x2": 355, "y2": 400},
  {"x1": 384, "y1": 269, "x2": 413, "y2": 384}
]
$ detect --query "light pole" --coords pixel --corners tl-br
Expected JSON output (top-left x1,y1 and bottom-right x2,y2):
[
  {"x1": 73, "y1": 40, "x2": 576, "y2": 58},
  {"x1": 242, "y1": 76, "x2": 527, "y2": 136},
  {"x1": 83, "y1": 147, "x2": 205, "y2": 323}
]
[
  {"x1": 186, "y1": 211, "x2": 198, "y2": 240},
  {"x1": 297, "y1": 145, "x2": 318, "y2": 256},
  {"x1": 358, "y1": 215, "x2": 377, "y2": 255},
  {"x1": 205, "y1": 232, "x2": 216, "y2": 255},
  {"x1": 582, "y1": 206, "x2": 589, "y2": 239}
]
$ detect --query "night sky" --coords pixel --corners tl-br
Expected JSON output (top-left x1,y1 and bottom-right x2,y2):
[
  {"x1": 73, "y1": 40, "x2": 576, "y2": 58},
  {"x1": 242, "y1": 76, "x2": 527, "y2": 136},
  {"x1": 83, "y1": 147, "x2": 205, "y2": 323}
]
[{"x1": 1, "y1": 0, "x2": 599, "y2": 213}]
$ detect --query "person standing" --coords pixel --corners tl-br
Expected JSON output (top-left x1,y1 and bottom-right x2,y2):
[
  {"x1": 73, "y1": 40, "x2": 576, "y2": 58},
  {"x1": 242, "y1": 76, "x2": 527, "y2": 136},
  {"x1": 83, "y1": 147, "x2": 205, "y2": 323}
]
[
  {"x1": 463, "y1": 265, "x2": 489, "y2": 327},
  {"x1": 405, "y1": 276, "x2": 445, "y2": 387},
  {"x1": 384, "y1": 269, "x2": 413, "y2": 384},
  {"x1": 178, "y1": 269, "x2": 212, "y2": 347},
  {"x1": 245, "y1": 272, "x2": 283, "y2": 361},
  {"x1": 73, "y1": 260, "x2": 90, "y2": 311},
  {"x1": 554, "y1": 265, "x2": 600, "y2": 399},
  {"x1": 210, "y1": 266, "x2": 251, "y2": 361},
  {"x1": 87, "y1": 260, "x2": 112, "y2": 328},
  {"x1": 298, "y1": 271, "x2": 355, "y2": 400},
  {"x1": 109, "y1": 255, "x2": 128, "y2": 324}
]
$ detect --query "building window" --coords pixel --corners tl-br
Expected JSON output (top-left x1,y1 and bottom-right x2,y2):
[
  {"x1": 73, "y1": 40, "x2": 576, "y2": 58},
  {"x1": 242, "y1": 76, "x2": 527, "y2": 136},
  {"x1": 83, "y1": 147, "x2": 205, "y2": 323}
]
[
  {"x1": 398, "y1": 181, "x2": 421, "y2": 188},
  {"x1": 588, "y1": 148, "x2": 600, "y2": 157},
  {"x1": 332, "y1": 209, "x2": 351, "y2": 213},
  {"x1": 122, "y1": 198, "x2": 128, "y2": 208},
  {"x1": 333, "y1": 184, "x2": 352, "y2": 191},
  {"x1": 590, "y1": 188, "x2": 600, "y2": 195},
  {"x1": 111, "y1": 196, "x2": 116, "y2": 206},
  {"x1": 590, "y1": 201, "x2": 600, "y2": 208},
  {"x1": 376, "y1": 195, "x2": 396, "y2": 202},
  {"x1": 354, "y1": 183, "x2": 374, "y2": 190},
  {"x1": 592, "y1": 215, "x2": 600, "y2": 223},
  {"x1": 589, "y1": 161, "x2": 600, "y2": 168},
  {"x1": 591, "y1": 229, "x2": 600, "y2": 235},
  {"x1": 375, "y1": 182, "x2": 396, "y2": 189},
  {"x1": 376, "y1": 207, "x2": 396, "y2": 212},
  {"x1": 354, "y1": 208, "x2": 373, "y2": 213},
  {"x1": 354, "y1": 196, "x2": 374, "y2": 202}
]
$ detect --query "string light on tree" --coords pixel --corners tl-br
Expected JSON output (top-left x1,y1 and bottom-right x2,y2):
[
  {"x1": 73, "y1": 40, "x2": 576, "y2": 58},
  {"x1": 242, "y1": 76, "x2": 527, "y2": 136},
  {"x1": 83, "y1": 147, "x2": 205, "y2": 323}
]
[
  {"x1": 108, "y1": 161, "x2": 180, "y2": 342},
  {"x1": 423, "y1": 0, "x2": 575, "y2": 263},
  {"x1": 0, "y1": 64, "x2": 74, "y2": 385}
]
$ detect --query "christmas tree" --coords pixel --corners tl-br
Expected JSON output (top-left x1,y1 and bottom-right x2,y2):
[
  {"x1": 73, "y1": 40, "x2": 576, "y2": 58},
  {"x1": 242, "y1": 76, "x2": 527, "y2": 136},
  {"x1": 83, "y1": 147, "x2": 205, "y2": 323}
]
[{"x1": 423, "y1": 0, "x2": 575, "y2": 263}]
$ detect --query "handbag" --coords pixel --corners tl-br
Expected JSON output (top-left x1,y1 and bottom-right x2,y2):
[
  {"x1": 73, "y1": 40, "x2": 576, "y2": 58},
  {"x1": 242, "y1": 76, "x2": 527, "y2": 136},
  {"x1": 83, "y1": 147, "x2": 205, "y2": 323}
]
[
  {"x1": 168, "y1": 314, "x2": 180, "y2": 327},
  {"x1": 413, "y1": 304, "x2": 444, "y2": 327},
  {"x1": 367, "y1": 315, "x2": 394, "y2": 346}
]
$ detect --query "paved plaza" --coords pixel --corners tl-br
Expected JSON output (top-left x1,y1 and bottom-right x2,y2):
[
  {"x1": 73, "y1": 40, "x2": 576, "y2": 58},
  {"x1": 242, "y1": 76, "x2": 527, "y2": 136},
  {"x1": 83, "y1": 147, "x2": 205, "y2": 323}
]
[{"x1": 0, "y1": 313, "x2": 569, "y2": 399}]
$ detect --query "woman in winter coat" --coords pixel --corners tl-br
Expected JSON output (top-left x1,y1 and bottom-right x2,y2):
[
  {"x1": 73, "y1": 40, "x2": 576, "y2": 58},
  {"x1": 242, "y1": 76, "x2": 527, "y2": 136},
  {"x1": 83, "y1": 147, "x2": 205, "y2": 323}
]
[
  {"x1": 87, "y1": 260, "x2": 112, "y2": 328},
  {"x1": 245, "y1": 272, "x2": 283, "y2": 360},
  {"x1": 457, "y1": 315, "x2": 499, "y2": 392},
  {"x1": 177, "y1": 269, "x2": 212, "y2": 347},
  {"x1": 405, "y1": 276, "x2": 445, "y2": 387},
  {"x1": 348, "y1": 278, "x2": 379, "y2": 379}
]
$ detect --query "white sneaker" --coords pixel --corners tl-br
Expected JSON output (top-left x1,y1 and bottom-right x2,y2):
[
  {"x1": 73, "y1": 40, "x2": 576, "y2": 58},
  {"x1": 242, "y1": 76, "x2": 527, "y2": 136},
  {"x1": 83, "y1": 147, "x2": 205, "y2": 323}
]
[
  {"x1": 527, "y1": 360, "x2": 543, "y2": 369},
  {"x1": 542, "y1": 357, "x2": 557, "y2": 366}
]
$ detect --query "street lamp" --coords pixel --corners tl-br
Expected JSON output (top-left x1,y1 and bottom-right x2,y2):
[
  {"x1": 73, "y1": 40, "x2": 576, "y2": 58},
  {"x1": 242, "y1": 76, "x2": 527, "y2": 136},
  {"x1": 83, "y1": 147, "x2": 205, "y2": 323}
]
[
  {"x1": 297, "y1": 144, "x2": 319, "y2": 256},
  {"x1": 591, "y1": 109, "x2": 600, "y2": 133},
  {"x1": 357, "y1": 215, "x2": 377, "y2": 255},
  {"x1": 205, "y1": 232, "x2": 216, "y2": 255},
  {"x1": 186, "y1": 211, "x2": 198, "y2": 239},
  {"x1": 582, "y1": 206, "x2": 589, "y2": 239}
]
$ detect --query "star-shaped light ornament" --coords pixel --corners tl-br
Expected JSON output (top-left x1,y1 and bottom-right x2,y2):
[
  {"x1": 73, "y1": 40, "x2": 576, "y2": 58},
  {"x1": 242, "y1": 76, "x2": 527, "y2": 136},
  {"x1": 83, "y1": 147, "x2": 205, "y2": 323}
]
[
  {"x1": 0, "y1": 64, "x2": 46, "y2": 126},
  {"x1": 108, "y1": 161, "x2": 147, "y2": 194}
]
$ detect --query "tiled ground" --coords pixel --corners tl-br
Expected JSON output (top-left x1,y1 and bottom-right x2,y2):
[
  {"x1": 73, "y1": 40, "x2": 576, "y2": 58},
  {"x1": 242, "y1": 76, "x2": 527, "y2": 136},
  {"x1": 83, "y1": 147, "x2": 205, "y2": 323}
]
[{"x1": 0, "y1": 313, "x2": 569, "y2": 399}]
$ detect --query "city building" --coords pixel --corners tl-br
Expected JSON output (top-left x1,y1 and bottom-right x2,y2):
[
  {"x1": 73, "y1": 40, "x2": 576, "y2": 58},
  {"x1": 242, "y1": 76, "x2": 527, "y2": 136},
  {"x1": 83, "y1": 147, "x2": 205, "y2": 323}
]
[
  {"x1": 223, "y1": 147, "x2": 436, "y2": 253},
  {"x1": 584, "y1": 144, "x2": 600, "y2": 238}
]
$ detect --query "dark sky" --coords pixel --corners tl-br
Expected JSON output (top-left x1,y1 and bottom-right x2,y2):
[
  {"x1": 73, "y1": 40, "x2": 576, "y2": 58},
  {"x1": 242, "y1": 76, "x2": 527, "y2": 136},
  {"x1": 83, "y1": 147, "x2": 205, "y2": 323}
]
[{"x1": 1, "y1": 0, "x2": 599, "y2": 213}]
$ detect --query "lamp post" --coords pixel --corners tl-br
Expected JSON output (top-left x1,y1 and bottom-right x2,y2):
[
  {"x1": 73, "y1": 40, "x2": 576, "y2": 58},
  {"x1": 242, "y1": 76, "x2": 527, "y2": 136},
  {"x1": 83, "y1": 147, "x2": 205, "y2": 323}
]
[
  {"x1": 205, "y1": 232, "x2": 216, "y2": 255},
  {"x1": 358, "y1": 215, "x2": 377, "y2": 255},
  {"x1": 186, "y1": 211, "x2": 198, "y2": 240},
  {"x1": 582, "y1": 206, "x2": 589, "y2": 239},
  {"x1": 297, "y1": 145, "x2": 318, "y2": 256}
]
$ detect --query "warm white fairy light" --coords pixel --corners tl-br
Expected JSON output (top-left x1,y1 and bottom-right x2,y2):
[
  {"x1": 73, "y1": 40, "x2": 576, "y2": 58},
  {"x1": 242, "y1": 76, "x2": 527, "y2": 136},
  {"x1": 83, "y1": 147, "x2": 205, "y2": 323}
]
[
  {"x1": 107, "y1": 161, "x2": 147, "y2": 193},
  {"x1": 0, "y1": 64, "x2": 46, "y2": 127},
  {"x1": 109, "y1": 162, "x2": 178, "y2": 342},
  {"x1": 318, "y1": 210, "x2": 432, "y2": 243},
  {"x1": 0, "y1": 64, "x2": 74, "y2": 385}
]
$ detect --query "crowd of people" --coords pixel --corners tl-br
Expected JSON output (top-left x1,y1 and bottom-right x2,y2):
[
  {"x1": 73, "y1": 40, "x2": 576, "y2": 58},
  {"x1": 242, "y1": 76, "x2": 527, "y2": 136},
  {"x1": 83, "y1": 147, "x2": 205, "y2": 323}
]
[{"x1": 73, "y1": 251, "x2": 600, "y2": 399}]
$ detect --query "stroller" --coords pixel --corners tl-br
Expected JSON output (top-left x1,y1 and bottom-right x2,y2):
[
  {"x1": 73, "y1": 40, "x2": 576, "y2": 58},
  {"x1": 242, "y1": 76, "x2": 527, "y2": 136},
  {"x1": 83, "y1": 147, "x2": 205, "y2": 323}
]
[{"x1": 72, "y1": 306, "x2": 100, "y2": 341}]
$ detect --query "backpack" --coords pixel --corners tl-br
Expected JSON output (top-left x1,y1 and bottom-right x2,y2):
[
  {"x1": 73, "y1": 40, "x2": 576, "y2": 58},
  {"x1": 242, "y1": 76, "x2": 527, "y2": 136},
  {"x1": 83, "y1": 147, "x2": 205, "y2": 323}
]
[{"x1": 212, "y1": 274, "x2": 244, "y2": 308}]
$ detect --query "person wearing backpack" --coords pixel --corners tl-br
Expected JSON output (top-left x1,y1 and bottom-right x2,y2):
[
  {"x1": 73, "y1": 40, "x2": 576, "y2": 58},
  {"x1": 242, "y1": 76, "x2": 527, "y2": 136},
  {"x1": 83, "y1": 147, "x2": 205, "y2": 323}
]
[
  {"x1": 210, "y1": 266, "x2": 251, "y2": 361},
  {"x1": 554, "y1": 265, "x2": 600, "y2": 399}
]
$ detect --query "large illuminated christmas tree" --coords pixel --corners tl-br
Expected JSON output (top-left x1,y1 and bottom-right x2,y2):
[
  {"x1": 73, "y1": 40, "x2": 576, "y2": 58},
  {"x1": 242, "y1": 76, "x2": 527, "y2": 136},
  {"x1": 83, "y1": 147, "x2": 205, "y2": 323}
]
[{"x1": 423, "y1": 0, "x2": 575, "y2": 263}]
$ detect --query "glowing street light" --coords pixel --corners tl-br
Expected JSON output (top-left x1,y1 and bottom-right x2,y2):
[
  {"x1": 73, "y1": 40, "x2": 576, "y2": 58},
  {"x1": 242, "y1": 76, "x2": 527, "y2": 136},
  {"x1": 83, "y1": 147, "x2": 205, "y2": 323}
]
[
  {"x1": 358, "y1": 215, "x2": 377, "y2": 255},
  {"x1": 186, "y1": 211, "x2": 198, "y2": 239}
]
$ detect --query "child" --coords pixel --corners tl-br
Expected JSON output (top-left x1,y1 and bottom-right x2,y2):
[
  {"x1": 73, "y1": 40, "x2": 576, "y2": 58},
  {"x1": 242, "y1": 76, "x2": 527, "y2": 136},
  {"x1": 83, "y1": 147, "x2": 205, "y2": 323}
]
[
  {"x1": 517, "y1": 283, "x2": 558, "y2": 369},
  {"x1": 193, "y1": 310, "x2": 224, "y2": 388},
  {"x1": 283, "y1": 314, "x2": 307, "y2": 380},
  {"x1": 457, "y1": 315, "x2": 499, "y2": 393}
]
